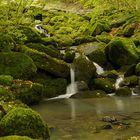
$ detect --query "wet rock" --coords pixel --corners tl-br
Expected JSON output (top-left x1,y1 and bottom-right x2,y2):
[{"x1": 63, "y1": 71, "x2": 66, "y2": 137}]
[
  {"x1": 76, "y1": 81, "x2": 89, "y2": 91},
  {"x1": 63, "y1": 50, "x2": 75, "y2": 63},
  {"x1": 74, "y1": 55, "x2": 97, "y2": 84},
  {"x1": 105, "y1": 37, "x2": 139, "y2": 67},
  {"x1": 102, "y1": 116, "x2": 117, "y2": 123},
  {"x1": 115, "y1": 86, "x2": 132, "y2": 96},
  {"x1": 102, "y1": 124, "x2": 112, "y2": 129},
  {"x1": 90, "y1": 78, "x2": 116, "y2": 93}
]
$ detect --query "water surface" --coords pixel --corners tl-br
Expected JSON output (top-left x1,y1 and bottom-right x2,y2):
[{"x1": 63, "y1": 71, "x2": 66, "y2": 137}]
[{"x1": 32, "y1": 96, "x2": 140, "y2": 140}]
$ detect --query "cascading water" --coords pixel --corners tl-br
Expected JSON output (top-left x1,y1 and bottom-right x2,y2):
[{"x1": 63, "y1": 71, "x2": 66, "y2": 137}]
[
  {"x1": 115, "y1": 75, "x2": 124, "y2": 89},
  {"x1": 93, "y1": 62, "x2": 104, "y2": 75},
  {"x1": 48, "y1": 64, "x2": 77, "y2": 100}
]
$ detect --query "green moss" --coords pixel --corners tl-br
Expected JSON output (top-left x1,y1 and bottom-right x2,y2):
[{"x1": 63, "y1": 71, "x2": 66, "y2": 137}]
[
  {"x1": 0, "y1": 33, "x2": 15, "y2": 52},
  {"x1": 96, "y1": 33, "x2": 112, "y2": 44},
  {"x1": 71, "y1": 90, "x2": 107, "y2": 98},
  {"x1": 19, "y1": 45, "x2": 69, "y2": 78},
  {"x1": 0, "y1": 75, "x2": 13, "y2": 86},
  {"x1": 63, "y1": 50, "x2": 75, "y2": 63},
  {"x1": 105, "y1": 37, "x2": 139, "y2": 67},
  {"x1": 0, "y1": 86, "x2": 15, "y2": 102},
  {"x1": 0, "y1": 135, "x2": 35, "y2": 140},
  {"x1": 115, "y1": 86, "x2": 132, "y2": 96},
  {"x1": 0, "y1": 52, "x2": 37, "y2": 79},
  {"x1": 11, "y1": 80, "x2": 43, "y2": 105},
  {"x1": 87, "y1": 42, "x2": 107, "y2": 66},
  {"x1": 0, "y1": 107, "x2": 50, "y2": 139},
  {"x1": 91, "y1": 78, "x2": 116, "y2": 93},
  {"x1": 135, "y1": 62, "x2": 140, "y2": 76},
  {"x1": 121, "y1": 75, "x2": 138, "y2": 86},
  {"x1": 123, "y1": 24, "x2": 135, "y2": 37},
  {"x1": 131, "y1": 32, "x2": 140, "y2": 46},
  {"x1": 100, "y1": 70, "x2": 119, "y2": 79},
  {"x1": 31, "y1": 71, "x2": 67, "y2": 98},
  {"x1": 26, "y1": 43, "x2": 61, "y2": 59},
  {"x1": 74, "y1": 55, "x2": 97, "y2": 83}
]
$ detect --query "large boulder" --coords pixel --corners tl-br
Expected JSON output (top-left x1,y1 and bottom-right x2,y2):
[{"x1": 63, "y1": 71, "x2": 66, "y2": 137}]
[
  {"x1": 0, "y1": 52, "x2": 37, "y2": 79},
  {"x1": 0, "y1": 107, "x2": 50, "y2": 140},
  {"x1": 115, "y1": 86, "x2": 132, "y2": 96},
  {"x1": 11, "y1": 80, "x2": 43, "y2": 105},
  {"x1": 105, "y1": 37, "x2": 140, "y2": 67},
  {"x1": 90, "y1": 78, "x2": 116, "y2": 93},
  {"x1": 87, "y1": 42, "x2": 108, "y2": 66},
  {"x1": 74, "y1": 55, "x2": 97, "y2": 83},
  {"x1": 19, "y1": 46, "x2": 70, "y2": 78},
  {"x1": 31, "y1": 70, "x2": 67, "y2": 98}
]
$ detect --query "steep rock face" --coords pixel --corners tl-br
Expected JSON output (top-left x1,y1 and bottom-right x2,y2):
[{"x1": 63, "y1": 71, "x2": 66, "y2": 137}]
[
  {"x1": 20, "y1": 46, "x2": 70, "y2": 78},
  {"x1": 74, "y1": 55, "x2": 97, "y2": 84},
  {"x1": 0, "y1": 52, "x2": 37, "y2": 79},
  {"x1": 105, "y1": 37, "x2": 140, "y2": 67}
]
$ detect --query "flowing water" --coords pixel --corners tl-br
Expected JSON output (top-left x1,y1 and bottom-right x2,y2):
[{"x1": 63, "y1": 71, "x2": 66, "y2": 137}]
[
  {"x1": 32, "y1": 96, "x2": 140, "y2": 140},
  {"x1": 93, "y1": 62, "x2": 104, "y2": 75},
  {"x1": 115, "y1": 75, "x2": 124, "y2": 89}
]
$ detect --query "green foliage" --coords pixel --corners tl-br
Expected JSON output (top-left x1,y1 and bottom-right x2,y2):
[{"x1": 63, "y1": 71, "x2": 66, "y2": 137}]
[
  {"x1": 0, "y1": 75, "x2": 13, "y2": 86},
  {"x1": 0, "y1": 107, "x2": 50, "y2": 139},
  {"x1": 0, "y1": 135, "x2": 35, "y2": 140}
]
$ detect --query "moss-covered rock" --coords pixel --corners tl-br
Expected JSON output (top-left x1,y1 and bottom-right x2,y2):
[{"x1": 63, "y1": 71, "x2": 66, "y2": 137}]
[
  {"x1": 71, "y1": 90, "x2": 107, "y2": 98},
  {"x1": 26, "y1": 43, "x2": 61, "y2": 59},
  {"x1": 89, "y1": 21, "x2": 111, "y2": 36},
  {"x1": 0, "y1": 107, "x2": 50, "y2": 139},
  {"x1": 0, "y1": 86, "x2": 15, "y2": 102},
  {"x1": 0, "y1": 52, "x2": 37, "y2": 79},
  {"x1": 123, "y1": 64, "x2": 136, "y2": 77},
  {"x1": 96, "y1": 33, "x2": 112, "y2": 44},
  {"x1": 135, "y1": 62, "x2": 140, "y2": 76},
  {"x1": 105, "y1": 37, "x2": 139, "y2": 67},
  {"x1": 87, "y1": 42, "x2": 108, "y2": 66},
  {"x1": 63, "y1": 50, "x2": 75, "y2": 63},
  {"x1": 91, "y1": 78, "x2": 116, "y2": 93},
  {"x1": 120, "y1": 75, "x2": 138, "y2": 86},
  {"x1": 74, "y1": 55, "x2": 97, "y2": 83},
  {"x1": 99, "y1": 70, "x2": 118, "y2": 79},
  {"x1": 131, "y1": 32, "x2": 140, "y2": 46},
  {"x1": 11, "y1": 80, "x2": 43, "y2": 105},
  {"x1": 0, "y1": 33, "x2": 15, "y2": 52},
  {"x1": 0, "y1": 75, "x2": 13, "y2": 86},
  {"x1": 115, "y1": 86, "x2": 132, "y2": 96},
  {"x1": 19, "y1": 45, "x2": 70, "y2": 78},
  {"x1": 0, "y1": 135, "x2": 35, "y2": 140},
  {"x1": 31, "y1": 70, "x2": 67, "y2": 98}
]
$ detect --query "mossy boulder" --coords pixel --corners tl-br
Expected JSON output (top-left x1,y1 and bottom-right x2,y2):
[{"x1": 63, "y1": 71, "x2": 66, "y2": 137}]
[
  {"x1": 105, "y1": 37, "x2": 139, "y2": 67},
  {"x1": 120, "y1": 75, "x2": 138, "y2": 87},
  {"x1": 87, "y1": 42, "x2": 108, "y2": 66},
  {"x1": 124, "y1": 64, "x2": 136, "y2": 77},
  {"x1": 115, "y1": 86, "x2": 132, "y2": 96},
  {"x1": 91, "y1": 78, "x2": 116, "y2": 93},
  {"x1": 74, "y1": 55, "x2": 97, "y2": 83},
  {"x1": 96, "y1": 33, "x2": 112, "y2": 44},
  {"x1": 0, "y1": 86, "x2": 15, "y2": 102},
  {"x1": 0, "y1": 33, "x2": 15, "y2": 52},
  {"x1": 0, "y1": 75, "x2": 13, "y2": 86},
  {"x1": 31, "y1": 70, "x2": 67, "y2": 98},
  {"x1": 63, "y1": 50, "x2": 75, "y2": 63},
  {"x1": 89, "y1": 21, "x2": 111, "y2": 36},
  {"x1": 100, "y1": 70, "x2": 118, "y2": 79},
  {"x1": 0, "y1": 107, "x2": 50, "y2": 139},
  {"x1": 135, "y1": 62, "x2": 140, "y2": 76},
  {"x1": 0, "y1": 135, "x2": 35, "y2": 140},
  {"x1": 11, "y1": 80, "x2": 43, "y2": 105},
  {"x1": 26, "y1": 43, "x2": 61, "y2": 59},
  {"x1": 71, "y1": 90, "x2": 107, "y2": 98},
  {"x1": 19, "y1": 46, "x2": 69, "y2": 78},
  {"x1": 0, "y1": 52, "x2": 37, "y2": 79}
]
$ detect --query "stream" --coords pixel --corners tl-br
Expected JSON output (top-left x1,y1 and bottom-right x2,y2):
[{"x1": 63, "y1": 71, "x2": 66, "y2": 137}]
[{"x1": 32, "y1": 96, "x2": 140, "y2": 140}]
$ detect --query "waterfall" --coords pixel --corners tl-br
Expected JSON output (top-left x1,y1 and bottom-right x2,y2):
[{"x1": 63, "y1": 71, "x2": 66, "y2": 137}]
[
  {"x1": 48, "y1": 65, "x2": 77, "y2": 100},
  {"x1": 115, "y1": 75, "x2": 124, "y2": 89},
  {"x1": 93, "y1": 62, "x2": 104, "y2": 75}
]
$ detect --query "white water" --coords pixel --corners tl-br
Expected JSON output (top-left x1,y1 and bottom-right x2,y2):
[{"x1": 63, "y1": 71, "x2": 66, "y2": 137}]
[
  {"x1": 93, "y1": 62, "x2": 104, "y2": 75},
  {"x1": 115, "y1": 75, "x2": 124, "y2": 89},
  {"x1": 48, "y1": 65, "x2": 77, "y2": 100}
]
